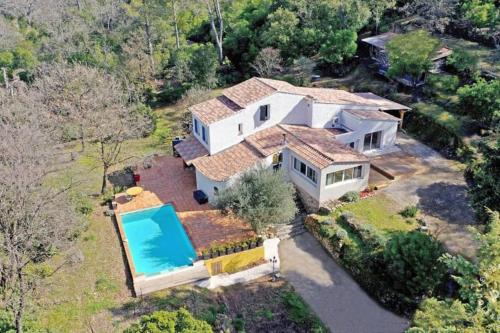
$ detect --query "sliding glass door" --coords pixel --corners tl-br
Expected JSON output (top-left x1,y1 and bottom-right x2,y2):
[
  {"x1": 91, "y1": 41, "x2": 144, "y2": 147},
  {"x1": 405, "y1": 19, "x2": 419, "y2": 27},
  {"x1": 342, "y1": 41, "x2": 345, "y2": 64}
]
[{"x1": 363, "y1": 131, "x2": 381, "y2": 151}]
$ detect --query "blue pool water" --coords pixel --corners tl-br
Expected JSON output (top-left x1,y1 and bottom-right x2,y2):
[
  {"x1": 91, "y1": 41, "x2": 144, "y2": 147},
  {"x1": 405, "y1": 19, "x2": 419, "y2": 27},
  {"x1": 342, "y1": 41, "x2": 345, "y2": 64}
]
[{"x1": 120, "y1": 204, "x2": 197, "y2": 276}]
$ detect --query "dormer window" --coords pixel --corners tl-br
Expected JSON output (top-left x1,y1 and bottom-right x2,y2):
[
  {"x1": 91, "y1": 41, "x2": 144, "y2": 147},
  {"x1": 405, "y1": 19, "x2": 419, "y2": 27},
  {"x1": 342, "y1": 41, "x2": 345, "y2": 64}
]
[{"x1": 259, "y1": 105, "x2": 270, "y2": 121}]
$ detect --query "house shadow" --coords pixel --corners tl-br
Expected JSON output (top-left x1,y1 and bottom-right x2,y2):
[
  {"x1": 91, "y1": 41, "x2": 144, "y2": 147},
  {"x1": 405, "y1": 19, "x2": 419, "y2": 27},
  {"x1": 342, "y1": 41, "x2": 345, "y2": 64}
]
[{"x1": 415, "y1": 182, "x2": 475, "y2": 226}]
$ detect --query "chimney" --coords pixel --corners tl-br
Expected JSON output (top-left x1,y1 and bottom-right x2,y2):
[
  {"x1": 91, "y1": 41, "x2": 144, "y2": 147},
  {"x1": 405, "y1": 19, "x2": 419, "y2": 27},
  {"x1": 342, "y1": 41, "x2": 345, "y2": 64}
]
[{"x1": 282, "y1": 133, "x2": 287, "y2": 146}]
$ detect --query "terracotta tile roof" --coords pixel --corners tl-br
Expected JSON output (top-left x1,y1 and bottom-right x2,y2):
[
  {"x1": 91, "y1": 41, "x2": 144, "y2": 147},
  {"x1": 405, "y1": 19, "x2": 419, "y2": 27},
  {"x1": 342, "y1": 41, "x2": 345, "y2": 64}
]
[
  {"x1": 245, "y1": 126, "x2": 287, "y2": 156},
  {"x1": 223, "y1": 77, "x2": 277, "y2": 107},
  {"x1": 192, "y1": 142, "x2": 263, "y2": 182},
  {"x1": 352, "y1": 92, "x2": 411, "y2": 110},
  {"x1": 190, "y1": 77, "x2": 409, "y2": 124},
  {"x1": 175, "y1": 136, "x2": 208, "y2": 165},
  {"x1": 344, "y1": 109, "x2": 400, "y2": 121},
  {"x1": 189, "y1": 95, "x2": 242, "y2": 124},
  {"x1": 280, "y1": 124, "x2": 369, "y2": 165}
]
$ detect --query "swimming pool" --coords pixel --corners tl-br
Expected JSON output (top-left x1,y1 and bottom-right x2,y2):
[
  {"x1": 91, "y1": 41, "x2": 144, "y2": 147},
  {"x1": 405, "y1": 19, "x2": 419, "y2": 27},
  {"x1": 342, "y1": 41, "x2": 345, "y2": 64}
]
[{"x1": 120, "y1": 204, "x2": 197, "y2": 276}]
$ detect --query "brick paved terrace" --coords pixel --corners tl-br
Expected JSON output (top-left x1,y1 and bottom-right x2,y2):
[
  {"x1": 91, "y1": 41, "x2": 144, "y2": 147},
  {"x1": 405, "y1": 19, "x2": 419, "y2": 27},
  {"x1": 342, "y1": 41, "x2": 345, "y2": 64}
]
[
  {"x1": 178, "y1": 210, "x2": 256, "y2": 254},
  {"x1": 115, "y1": 155, "x2": 209, "y2": 213},
  {"x1": 114, "y1": 155, "x2": 255, "y2": 254}
]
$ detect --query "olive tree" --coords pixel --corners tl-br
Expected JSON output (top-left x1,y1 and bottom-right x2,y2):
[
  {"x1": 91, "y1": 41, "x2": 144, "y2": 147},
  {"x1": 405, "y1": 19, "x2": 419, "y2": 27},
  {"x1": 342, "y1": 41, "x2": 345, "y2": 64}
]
[{"x1": 215, "y1": 166, "x2": 298, "y2": 232}]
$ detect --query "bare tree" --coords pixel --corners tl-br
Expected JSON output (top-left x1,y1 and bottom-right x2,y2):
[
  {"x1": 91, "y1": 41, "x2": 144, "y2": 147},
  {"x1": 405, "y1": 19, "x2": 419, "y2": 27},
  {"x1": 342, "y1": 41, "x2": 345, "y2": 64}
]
[
  {"x1": 203, "y1": 0, "x2": 224, "y2": 64},
  {"x1": 0, "y1": 91, "x2": 78, "y2": 333},
  {"x1": 91, "y1": 105, "x2": 152, "y2": 194},
  {"x1": 251, "y1": 47, "x2": 283, "y2": 78},
  {"x1": 35, "y1": 63, "x2": 117, "y2": 151},
  {"x1": 171, "y1": 0, "x2": 181, "y2": 49}
]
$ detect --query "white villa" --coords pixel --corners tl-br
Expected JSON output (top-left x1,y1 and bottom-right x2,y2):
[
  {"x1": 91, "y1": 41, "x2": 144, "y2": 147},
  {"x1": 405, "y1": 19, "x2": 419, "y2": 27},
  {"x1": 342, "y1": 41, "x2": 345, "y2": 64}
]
[{"x1": 174, "y1": 77, "x2": 410, "y2": 211}]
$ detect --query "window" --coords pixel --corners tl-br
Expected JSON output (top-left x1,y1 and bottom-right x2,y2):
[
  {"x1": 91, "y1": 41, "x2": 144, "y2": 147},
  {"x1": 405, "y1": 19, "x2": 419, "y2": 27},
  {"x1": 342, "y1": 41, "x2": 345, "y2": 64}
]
[
  {"x1": 307, "y1": 167, "x2": 317, "y2": 183},
  {"x1": 353, "y1": 165, "x2": 362, "y2": 178},
  {"x1": 292, "y1": 157, "x2": 317, "y2": 184},
  {"x1": 194, "y1": 118, "x2": 199, "y2": 134},
  {"x1": 238, "y1": 123, "x2": 243, "y2": 135},
  {"x1": 202, "y1": 126, "x2": 207, "y2": 143},
  {"x1": 349, "y1": 142, "x2": 355, "y2": 149},
  {"x1": 326, "y1": 173, "x2": 335, "y2": 185},
  {"x1": 326, "y1": 166, "x2": 363, "y2": 186},
  {"x1": 293, "y1": 157, "x2": 300, "y2": 171},
  {"x1": 259, "y1": 105, "x2": 270, "y2": 121},
  {"x1": 334, "y1": 170, "x2": 344, "y2": 183},
  {"x1": 363, "y1": 131, "x2": 382, "y2": 151},
  {"x1": 299, "y1": 161, "x2": 307, "y2": 175}
]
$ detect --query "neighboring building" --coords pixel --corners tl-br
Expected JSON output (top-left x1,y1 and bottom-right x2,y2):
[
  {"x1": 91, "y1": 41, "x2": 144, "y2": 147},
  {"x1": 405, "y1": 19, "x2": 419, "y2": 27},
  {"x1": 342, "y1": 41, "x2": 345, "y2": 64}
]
[
  {"x1": 175, "y1": 77, "x2": 410, "y2": 211},
  {"x1": 362, "y1": 32, "x2": 453, "y2": 86}
]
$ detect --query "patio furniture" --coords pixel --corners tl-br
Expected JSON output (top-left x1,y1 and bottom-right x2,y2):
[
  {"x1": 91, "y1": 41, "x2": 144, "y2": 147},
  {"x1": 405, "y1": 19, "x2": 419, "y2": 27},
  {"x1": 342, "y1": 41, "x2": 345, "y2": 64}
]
[
  {"x1": 193, "y1": 190, "x2": 208, "y2": 204},
  {"x1": 126, "y1": 186, "x2": 144, "y2": 197}
]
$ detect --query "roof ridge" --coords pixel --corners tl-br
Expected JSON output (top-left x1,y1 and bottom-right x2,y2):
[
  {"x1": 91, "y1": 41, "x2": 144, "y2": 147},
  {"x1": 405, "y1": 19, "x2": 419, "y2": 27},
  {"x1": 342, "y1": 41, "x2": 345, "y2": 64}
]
[{"x1": 253, "y1": 77, "x2": 280, "y2": 91}]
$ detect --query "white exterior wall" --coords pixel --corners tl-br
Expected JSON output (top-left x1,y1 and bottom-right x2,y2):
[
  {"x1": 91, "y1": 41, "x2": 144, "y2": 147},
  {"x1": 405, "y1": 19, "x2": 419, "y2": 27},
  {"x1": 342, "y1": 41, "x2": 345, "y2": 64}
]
[
  {"x1": 338, "y1": 112, "x2": 399, "y2": 152},
  {"x1": 318, "y1": 162, "x2": 370, "y2": 203},
  {"x1": 192, "y1": 115, "x2": 210, "y2": 150},
  {"x1": 309, "y1": 103, "x2": 343, "y2": 128},
  {"x1": 207, "y1": 93, "x2": 310, "y2": 154},
  {"x1": 286, "y1": 151, "x2": 321, "y2": 200}
]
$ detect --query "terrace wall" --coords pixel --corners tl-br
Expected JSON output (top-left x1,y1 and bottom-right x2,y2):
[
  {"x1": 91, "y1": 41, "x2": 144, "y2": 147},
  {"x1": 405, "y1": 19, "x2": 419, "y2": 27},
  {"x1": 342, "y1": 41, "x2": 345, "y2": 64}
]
[{"x1": 204, "y1": 246, "x2": 265, "y2": 275}]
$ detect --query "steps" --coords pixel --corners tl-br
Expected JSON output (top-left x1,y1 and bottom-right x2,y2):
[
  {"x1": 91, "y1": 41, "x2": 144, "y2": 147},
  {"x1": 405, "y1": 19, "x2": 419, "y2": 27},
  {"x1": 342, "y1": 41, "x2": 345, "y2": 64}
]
[{"x1": 276, "y1": 214, "x2": 306, "y2": 240}]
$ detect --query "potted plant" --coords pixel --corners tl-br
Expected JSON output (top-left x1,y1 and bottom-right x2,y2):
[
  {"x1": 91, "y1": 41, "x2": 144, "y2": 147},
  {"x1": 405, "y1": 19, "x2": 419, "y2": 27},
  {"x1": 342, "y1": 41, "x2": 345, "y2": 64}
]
[
  {"x1": 226, "y1": 242, "x2": 234, "y2": 255},
  {"x1": 256, "y1": 236, "x2": 263, "y2": 246},
  {"x1": 249, "y1": 237, "x2": 257, "y2": 249},
  {"x1": 217, "y1": 245, "x2": 226, "y2": 257},
  {"x1": 201, "y1": 250, "x2": 210, "y2": 260},
  {"x1": 242, "y1": 240, "x2": 250, "y2": 251},
  {"x1": 234, "y1": 242, "x2": 242, "y2": 253}
]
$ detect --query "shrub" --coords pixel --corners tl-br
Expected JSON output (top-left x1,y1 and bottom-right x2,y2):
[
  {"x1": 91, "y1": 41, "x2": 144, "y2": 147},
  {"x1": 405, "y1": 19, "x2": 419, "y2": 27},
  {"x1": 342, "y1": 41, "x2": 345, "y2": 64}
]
[
  {"x1": 400, "y1": 205, "x2": 419, "y2": 218},
  {"x1": 340, "y1": 191, "x2": 360, "y2": 203},
  {"x1": 384, "y1": 232, "x2": 446, "y2": 298},
  {"x1": 426, "y1": 74, "x2": 460, "y2": 94},
  {"x1": 124, "y1": 308, "x2": 213, "y2": 333},
  {"x1": 215, "y1": 167, "x2": 297, "y2": 232},
  {"x1": 281, "y1": 292, "x2": 326, "y2": 332},
  {"x1": 446, "y1": 48, "x2": 479, "y2": 78},
  {"x1": 457, "y1": 79, "x2": 500, "y2": 128}
]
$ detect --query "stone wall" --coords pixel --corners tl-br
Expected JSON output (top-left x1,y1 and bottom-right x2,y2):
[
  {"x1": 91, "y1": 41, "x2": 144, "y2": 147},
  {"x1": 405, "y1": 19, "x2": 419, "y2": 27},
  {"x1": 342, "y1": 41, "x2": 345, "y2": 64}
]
[{"x1": 295, "y1": 185, "x2": 319, "y2": 213}]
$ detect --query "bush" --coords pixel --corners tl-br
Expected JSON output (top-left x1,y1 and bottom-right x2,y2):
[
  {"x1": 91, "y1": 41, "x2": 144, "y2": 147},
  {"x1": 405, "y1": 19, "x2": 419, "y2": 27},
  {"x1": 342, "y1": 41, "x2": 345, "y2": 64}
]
[
  {"x1": 426, "y1": 74, "x2": 460, "y2": 94},
  {"x1": 384, "y1": 232, "x2": 446, "y2": 298},
  {"x1": 281, "y1": 292, "x2": 326, "y2": 332},
  {"x1": 124, "y1": 308, "x2": 213, "y2": 333},
  {"x1": 446, "y1": 48, "x2": 479, "y2": 78},
  {"x1": 457, "y1": 79, "x2": 500, "y2": 128},
  {"x1": 340, "y1": 191, "x2": 360, "y2": 203},
  {"x1": 400, "y1": 205, "x2": 419, "y2": 218}
]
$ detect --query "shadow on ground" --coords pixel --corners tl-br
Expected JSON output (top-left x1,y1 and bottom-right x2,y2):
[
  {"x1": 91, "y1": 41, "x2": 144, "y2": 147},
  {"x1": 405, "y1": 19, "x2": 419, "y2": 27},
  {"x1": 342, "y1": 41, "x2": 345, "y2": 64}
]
[
  {"x1": 280, "y1": 232, "x2": 409, "y2": 333},
  {"x1": 416, "y1": 182, "x2": 475, "y2": 225}
]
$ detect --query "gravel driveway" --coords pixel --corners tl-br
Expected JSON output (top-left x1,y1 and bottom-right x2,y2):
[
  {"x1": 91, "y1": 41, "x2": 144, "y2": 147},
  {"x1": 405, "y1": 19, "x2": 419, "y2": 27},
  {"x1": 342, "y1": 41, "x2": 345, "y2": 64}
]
[
  {"x1": 280, "y1": 233, "x2": 409, "y2": 333},
  {"x1": 381, "y1": 134, "x2": 477, "y2": 258}
]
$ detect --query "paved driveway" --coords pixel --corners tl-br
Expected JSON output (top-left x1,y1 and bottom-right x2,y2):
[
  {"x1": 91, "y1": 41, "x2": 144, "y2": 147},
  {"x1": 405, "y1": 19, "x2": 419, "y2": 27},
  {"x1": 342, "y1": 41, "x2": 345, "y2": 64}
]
[
  {"x1": 280, "y1": 233, "x2": 409, "y2": 333},
  {"x1": 381, "y1": 134, "x2": 477, "y2": 258}
]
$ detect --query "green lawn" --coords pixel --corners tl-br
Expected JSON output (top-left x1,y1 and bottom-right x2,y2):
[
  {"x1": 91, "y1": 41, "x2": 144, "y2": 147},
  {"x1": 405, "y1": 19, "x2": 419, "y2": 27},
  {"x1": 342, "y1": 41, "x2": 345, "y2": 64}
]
[{"x1": 334, "y1": 194, "x2": 418, "y2": 233}]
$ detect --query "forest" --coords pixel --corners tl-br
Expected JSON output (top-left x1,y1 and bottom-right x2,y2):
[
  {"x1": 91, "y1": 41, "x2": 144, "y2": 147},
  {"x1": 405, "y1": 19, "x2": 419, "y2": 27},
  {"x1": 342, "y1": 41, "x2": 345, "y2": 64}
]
[{"x1": 0, "y1": 0, "x2": 499, "y2": 332}]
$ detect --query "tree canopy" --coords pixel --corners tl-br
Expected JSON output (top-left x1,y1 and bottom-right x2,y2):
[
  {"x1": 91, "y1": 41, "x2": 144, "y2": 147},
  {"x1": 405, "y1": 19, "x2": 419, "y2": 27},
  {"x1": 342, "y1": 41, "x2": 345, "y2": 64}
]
[
  {"x1": 215, "y1": 167, "x2": 298, "y2": 232},
  {"x1": 386, "y1": 30, "x2": 440, "y2": 89}
]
